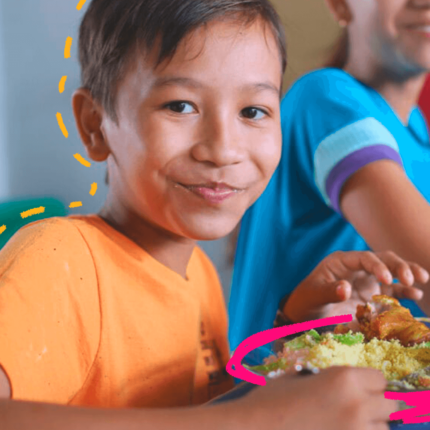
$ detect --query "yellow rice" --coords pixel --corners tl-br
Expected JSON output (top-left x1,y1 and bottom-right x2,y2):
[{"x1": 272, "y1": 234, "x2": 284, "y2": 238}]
[{"x1": 306, "y1": 335, "x2": 430, "y2": 380}]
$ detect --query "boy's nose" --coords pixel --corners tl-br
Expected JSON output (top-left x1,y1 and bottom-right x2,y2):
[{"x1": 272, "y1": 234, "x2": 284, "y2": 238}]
[{"x1": 191, "y1": 116, "x2": 246, "y2": 167}]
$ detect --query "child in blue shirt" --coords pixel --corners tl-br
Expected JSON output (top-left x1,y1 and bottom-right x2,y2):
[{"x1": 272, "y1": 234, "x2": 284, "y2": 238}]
[{"x1": 230, "y1": 0, "x2": 430, "y2": 350}]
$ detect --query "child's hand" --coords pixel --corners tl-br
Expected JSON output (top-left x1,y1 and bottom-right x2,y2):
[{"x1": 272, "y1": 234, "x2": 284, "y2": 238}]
[
  {"x1": 238, "y1": 367, "x2": 395, "y2": 430},
  {"x1": 283, "y1": 251, "x2": 429, "y2": 323}
]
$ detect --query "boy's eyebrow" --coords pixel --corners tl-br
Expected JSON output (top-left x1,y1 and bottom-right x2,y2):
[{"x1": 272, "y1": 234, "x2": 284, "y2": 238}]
[
  {"x1": 152, "y1": 77, "x2": 204, "y2": 90},
  {"x1": 242, "y1": 82, "x2": 280, "y2": 96},
  {"x1": 152, "y1": 76, "x2": 280, "y2": 95}
]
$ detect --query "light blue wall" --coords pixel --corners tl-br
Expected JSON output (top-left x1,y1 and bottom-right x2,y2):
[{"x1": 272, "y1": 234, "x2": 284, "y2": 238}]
[
  {"x1": 0, "y1": 1, "x2": 8, "y2": 200},
  {"x1": 0, "y1": 0, "x2": 107, "y2": 210},
  {"x1": 0, "y1": 0, "x2": 232, "y2": 300}
]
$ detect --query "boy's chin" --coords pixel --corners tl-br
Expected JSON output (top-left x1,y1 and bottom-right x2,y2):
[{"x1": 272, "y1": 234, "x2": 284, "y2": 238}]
[{"x1": 183, "y1": 219, "x2": 240, "y2": 242}]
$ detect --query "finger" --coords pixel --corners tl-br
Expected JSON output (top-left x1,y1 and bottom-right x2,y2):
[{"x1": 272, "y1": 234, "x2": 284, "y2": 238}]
[
  {"x1": 368, "y1": 398, "x2": 397, "y2": 423},
  {"x1": 408, "y1": 262, "x2": 430, "y2": 285},
  {"x1": 371, "y1": 425, "x2": 390, "y2": 430},
  {"x1": 309, "y1": 280, "x2": 352, "y2": 307},
  {"x1": 380, "y1": 284, "x2": 394, "y2": 297},
  {"x1": 352, "y1": 368, "x2": 389, "y2": 393},
  {"x1": 334, "y1": 280, "x2": 352, "y2": 302},
  {"x1": 283, "y1": 280, "x2": 352, "y2": 322},
  {"x1": 377, "y1": 252, "x2": 415, "y2": 286},
  {"x1": 355, "y1": 279, "x2": 382, "y2": 303},
  {"x1": 325, "y1": 367, "x2": 387, "y2": 393},
  {"x1": 392, "y1": 283, "x2": 423, "y2": 301},
  {"x1": 337, "y1": 252, "x2": 393, "y2": 285}
]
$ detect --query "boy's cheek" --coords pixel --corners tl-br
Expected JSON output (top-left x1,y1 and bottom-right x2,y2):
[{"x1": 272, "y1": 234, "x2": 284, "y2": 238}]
[
  {"x1": 256, "y1": 131, "x2": 282, "y2": 167},
  {"x1": 256, "y1": 145, "x2": 282, "y2": 183}
]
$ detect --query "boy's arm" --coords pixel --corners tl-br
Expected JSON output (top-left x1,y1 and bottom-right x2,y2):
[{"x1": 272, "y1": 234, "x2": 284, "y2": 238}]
[
  {"x1": 0, "y1": 367, "x2": 10, "y2": 398},
  {"x1": 0, "y1": 366, "x2": 395, "y2": 430},
  {"x1": 1, "y1": 371, "x2": 242, "y2": 430},
  {"x1": 340, "y1": 160, "x2": 430, "y2": 314}
]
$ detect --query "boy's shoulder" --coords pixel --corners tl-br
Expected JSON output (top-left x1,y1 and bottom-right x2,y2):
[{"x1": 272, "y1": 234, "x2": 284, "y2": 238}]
[
  {"x1": 0, "y1": 216, "x2": 97, "y2": 274},
  {"x1": 2, "y1": 216, "x2": 87, "y2": 253}
]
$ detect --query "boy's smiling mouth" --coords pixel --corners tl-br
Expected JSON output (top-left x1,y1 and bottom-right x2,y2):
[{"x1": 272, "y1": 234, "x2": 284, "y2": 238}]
[{"x1": 177, "y1": 181, "x2": 244, "y2": 204}]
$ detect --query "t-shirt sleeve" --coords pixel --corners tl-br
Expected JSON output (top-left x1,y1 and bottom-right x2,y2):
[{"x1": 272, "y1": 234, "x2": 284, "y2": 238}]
[
  {"x1": 0, "y1": 217, "x2": 100, "y2": 404},
  {"x1": 283, "y1": 70, "x2": 403, "y2": 213}
]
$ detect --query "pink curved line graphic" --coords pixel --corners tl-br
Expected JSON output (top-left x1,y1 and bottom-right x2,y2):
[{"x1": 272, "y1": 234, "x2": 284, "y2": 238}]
[
  {"x1": 226, "y1": 314, "x2": 353, "y2": 386},
  {"x1": 385, "y1": 391, "x2": 430, "y2": 424}
]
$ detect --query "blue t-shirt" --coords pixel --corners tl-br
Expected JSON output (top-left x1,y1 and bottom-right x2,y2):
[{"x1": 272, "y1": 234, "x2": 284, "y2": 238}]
[{"x1": 229, "y1": 68, "x2": 430, "y2": 351}]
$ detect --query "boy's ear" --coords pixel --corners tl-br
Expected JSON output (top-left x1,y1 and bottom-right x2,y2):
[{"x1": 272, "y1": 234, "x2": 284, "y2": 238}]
[
  {"x1": 324, "y1": 0, "x2": 352, "y2": 25},
  {"x1": 72, "y1": 88, "x2": 110, "y2": 162}
]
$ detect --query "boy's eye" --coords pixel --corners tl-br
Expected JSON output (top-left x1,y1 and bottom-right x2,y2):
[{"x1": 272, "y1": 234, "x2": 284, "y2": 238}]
[
  {"x1": 241, "y1": 107, "x2": 267, "y2": 120},
  {"x1": 165, "y1": 101, "x2": 195, "y2": 114}
]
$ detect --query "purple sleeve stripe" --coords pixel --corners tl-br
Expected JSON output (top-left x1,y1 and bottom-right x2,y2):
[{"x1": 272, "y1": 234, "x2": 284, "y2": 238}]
[{"x1": 326, "y1": 145, "x2": 403, "y2": 214}]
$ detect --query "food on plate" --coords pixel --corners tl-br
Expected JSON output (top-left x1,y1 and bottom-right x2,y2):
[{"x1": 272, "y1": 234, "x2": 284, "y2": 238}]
[
  {"x1": 248, "y1": 295, "x2": 430, "y2": 389},
  {"x1": 251, "y1": 329, "x2": 430, "y2": 382},
  {"x1": 356, "y1": 295, "x2": 430, "y2": 346}
]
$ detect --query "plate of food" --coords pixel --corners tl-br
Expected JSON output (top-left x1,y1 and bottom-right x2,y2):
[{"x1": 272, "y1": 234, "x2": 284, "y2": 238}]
[{"x1": 243, "y1": 295, "x2": 430, "y2": 428}]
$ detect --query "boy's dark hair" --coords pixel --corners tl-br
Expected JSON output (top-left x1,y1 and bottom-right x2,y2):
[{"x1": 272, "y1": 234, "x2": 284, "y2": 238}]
[{"x1": 79, "y1": 0, "x2": 287, "y2": 122}]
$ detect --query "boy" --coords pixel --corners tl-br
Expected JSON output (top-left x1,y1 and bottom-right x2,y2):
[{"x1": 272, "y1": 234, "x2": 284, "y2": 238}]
[{"x1": 0, "y1": 0, "x2": 424, "y2": 428}]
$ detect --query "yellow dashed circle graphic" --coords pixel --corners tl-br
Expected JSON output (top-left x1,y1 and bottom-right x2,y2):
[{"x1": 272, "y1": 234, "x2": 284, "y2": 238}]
[
  {"x1": 58, "y1": 0, "x2": 95, "y2": 210},
  {"x1": 0, "y1": 0, "x2": 92, "y2": 236}
]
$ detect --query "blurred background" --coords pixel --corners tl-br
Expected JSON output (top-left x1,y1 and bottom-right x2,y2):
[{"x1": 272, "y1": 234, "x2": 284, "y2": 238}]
[{"x1": 0, "y1": 0, "x2": 344, "y2": 301}]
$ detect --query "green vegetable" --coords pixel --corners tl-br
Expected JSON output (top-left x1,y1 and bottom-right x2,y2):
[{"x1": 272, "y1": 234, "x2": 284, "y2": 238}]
[
  {"x1": 419, "y1": 342, "x2": 430, "y2": 349},
  {"x1": 307, "y1": 329, "x2": 322, "y2": 342},
  {"x1": 248, "y1": 358, "x2": 287, "y2": 374},
  {"x1": 285, "y1": 336, "x2": 307, "y2": 350},
  {"x1": 332, "y1": 332, "x2": 364, "y2": 346},
  {"x1": 284, "y1": 330, "x2": 322, "y2": 350}
]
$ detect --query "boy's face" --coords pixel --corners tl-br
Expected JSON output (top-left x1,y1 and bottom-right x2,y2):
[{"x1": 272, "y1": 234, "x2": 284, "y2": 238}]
[{"x1": 99, "y1": 19, "x2": 282, "y2": 241}]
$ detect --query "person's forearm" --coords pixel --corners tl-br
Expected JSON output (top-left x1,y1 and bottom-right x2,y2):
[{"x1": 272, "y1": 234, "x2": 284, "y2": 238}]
[
  {"x1": 340, "y1": 161, "x2": 430, "y2": 315},
  {"x1": 0, "y1": 398, "x2": 250, "y2": 430}
]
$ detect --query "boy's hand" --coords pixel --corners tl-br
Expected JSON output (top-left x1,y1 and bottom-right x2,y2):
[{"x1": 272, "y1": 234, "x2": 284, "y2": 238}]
[
  {"x1": 240, "y1": 367, "x2": 395, "y2": 430},
  {"x1": 283, "y1": 251, "x2": 429, "y2": 323}
]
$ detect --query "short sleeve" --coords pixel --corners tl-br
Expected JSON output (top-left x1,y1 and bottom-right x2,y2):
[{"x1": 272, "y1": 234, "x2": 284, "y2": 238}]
[
  {"x1": 282, "y1": 69, "x2": 403, "y2": 213},
  {"x1": 314, "y1": 118, "x2": 402, "y2": 212},
  {"x1": 0, "y1": 217, "x2": 100, "y2": 404}
]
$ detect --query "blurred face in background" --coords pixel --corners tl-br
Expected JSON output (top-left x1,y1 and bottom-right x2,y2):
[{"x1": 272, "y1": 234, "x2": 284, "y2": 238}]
[{"x1": 327, "y1": 0, "x2": 430, "y2": 78}]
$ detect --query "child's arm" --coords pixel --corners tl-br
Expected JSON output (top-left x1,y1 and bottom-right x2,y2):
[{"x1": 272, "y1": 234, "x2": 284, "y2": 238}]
[
  {"x1": 0, "y1": 366, "x2": 395, "y2": 430},
  {"x1": 340, "y1": 160, "x2": 430, "y2": 314},
  {"x1": 283, "y1": 249, "x2": 429, "y2": 323}
]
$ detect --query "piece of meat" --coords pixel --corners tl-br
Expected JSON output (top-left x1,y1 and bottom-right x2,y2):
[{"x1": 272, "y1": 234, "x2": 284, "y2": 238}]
[
  {"x1": 356, "y1": 295, "x2": 430, "y2": 346},
  {"x1": 334, "y1": 324, "x2": 350, "y2": 335}
]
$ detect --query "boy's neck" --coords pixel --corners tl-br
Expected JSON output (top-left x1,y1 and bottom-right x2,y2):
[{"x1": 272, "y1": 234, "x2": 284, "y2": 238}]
[
  {"x1": 343, "y1": 61, "x2": 427, "y2": 125},
  {"x1": 99, "y1": 202, "x2": 196, "y2": 280}
]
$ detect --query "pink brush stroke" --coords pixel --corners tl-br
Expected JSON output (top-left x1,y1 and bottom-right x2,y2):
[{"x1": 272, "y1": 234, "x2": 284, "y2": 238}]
[
  {"x1": 226, "y1": 314, "x2": 352, "y2": 386},
  {"x1": 386, "y1": 391, "x2": 430, "y2": 424}
]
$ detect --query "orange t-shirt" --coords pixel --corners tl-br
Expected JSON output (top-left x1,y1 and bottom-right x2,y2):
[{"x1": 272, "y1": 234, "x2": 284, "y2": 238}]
[{"x1": 0, "y1": 215, "x2": 233, "y2": 407}]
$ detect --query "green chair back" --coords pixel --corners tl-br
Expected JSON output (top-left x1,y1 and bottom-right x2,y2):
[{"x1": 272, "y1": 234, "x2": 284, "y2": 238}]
[{"x1": 0, "y1": 198, "x2": 67, "y2": 250}]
